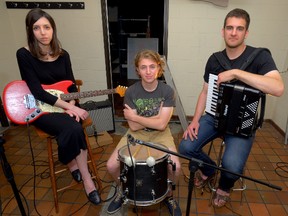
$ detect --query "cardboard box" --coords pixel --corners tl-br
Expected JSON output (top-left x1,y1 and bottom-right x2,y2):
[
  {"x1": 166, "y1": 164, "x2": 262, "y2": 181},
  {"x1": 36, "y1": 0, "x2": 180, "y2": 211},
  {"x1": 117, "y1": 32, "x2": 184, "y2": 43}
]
[{"x1": 88, "y1": 131, "x2": 113, "y2": 149}]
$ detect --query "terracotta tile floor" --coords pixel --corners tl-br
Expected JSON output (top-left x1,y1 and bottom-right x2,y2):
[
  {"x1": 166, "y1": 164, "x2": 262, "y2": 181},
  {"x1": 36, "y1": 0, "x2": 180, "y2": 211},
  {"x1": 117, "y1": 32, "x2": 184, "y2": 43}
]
[{"x1": 0, "y1": 120, "x2": 288, "y2": 216}]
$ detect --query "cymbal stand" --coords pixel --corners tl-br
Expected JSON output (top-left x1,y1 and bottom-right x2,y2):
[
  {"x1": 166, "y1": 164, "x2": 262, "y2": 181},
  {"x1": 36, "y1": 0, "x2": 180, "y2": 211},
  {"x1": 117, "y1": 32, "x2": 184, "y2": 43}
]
[
  {"x1": 0, "y1": 137, "x2": 27, "y2": 216},
  {"x1": 127, "y1": 134, "x2": 282, "y2": 216}
]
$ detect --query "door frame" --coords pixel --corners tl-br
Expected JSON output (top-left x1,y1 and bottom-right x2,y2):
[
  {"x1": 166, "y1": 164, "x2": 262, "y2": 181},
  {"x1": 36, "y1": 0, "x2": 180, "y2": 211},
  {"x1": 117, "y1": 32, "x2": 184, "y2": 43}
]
[{"x1": 100, "y1": 0, "x2": 169, "y2": 108}]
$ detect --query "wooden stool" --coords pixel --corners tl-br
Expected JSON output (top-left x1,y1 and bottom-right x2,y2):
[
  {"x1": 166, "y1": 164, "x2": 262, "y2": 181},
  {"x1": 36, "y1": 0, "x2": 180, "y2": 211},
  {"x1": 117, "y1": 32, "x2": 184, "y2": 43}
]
[
  {"x1": 35, "y1": 117, "x2": 102, "y2": 213},
  {"x1": 34, "y1": 80, "x2": 102, "y2": 212},
  {"x1": 207, "y1": 138, "x2": 246, "y2": 205},
  {"x1": 285, "y1": 116, "x2": 288, "y2": 145}
]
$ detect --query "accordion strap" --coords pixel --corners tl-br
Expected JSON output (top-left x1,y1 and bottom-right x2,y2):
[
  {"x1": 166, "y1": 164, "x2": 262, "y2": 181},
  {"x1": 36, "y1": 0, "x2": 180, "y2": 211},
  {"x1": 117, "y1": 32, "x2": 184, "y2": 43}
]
[{"x1": 213, "y1": 47, "x2": 270, "y2": 71}]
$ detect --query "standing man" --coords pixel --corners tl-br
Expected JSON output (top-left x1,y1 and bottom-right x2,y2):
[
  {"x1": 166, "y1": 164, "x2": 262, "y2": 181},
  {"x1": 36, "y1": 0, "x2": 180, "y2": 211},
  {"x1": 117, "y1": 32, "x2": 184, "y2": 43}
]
[{"x1": 179, "y1": 8, "x2": 284, "y2": 208}]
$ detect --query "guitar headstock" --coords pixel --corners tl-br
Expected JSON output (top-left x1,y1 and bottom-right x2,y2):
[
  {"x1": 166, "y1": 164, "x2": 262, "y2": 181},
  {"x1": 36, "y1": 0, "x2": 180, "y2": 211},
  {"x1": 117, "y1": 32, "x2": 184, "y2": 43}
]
[{"x1": 115, "y1": 85, "x2": 128, "y2": 97}]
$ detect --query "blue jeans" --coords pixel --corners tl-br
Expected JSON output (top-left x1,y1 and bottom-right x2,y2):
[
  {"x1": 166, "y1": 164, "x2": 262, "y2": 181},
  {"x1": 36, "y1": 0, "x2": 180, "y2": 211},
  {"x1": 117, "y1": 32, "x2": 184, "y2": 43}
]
[{"x1": 178, "y1": 114, "x2": 255, "y2": 191}]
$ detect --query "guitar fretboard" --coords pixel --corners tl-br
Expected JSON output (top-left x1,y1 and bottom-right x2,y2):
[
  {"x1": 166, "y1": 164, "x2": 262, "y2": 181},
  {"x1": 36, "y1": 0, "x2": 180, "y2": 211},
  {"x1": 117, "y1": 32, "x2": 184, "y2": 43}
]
[{"x1": 60, "y1": 89, "x2": 116, "y2": 101}]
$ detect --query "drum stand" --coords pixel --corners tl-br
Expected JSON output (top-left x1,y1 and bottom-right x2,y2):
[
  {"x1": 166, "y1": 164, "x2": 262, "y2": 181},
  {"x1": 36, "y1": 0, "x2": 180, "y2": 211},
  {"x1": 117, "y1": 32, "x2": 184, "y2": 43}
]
[
  {"x1": 127, "y1": 134, "x2": 282, "y2": 216},
  {"x1": 0, "y1": 137, "x2": 27, "y2": 216}
]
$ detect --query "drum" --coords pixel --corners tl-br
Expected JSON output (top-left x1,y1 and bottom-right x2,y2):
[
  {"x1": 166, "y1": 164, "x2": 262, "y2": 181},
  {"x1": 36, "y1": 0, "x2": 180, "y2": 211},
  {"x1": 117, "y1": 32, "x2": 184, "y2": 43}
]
[{"x1": 118, "y1": 143, "x2": 169, "y2": 206}]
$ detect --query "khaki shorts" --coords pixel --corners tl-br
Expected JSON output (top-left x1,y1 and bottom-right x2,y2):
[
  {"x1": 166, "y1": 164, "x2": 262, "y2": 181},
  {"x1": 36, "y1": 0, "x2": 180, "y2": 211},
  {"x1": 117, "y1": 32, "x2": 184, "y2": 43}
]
[{"x1": 116, "y1": 126, "x2": 175, "y2": 150}]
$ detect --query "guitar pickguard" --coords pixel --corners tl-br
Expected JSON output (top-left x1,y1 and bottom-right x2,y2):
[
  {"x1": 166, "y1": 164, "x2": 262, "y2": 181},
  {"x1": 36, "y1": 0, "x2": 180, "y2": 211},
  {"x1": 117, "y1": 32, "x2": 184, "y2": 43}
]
[
  {"x1": 24, "y1": 89, "x2": 64, "y2": 114},
  {"x1": 37, "y1": 89, "x2": 65, "y2": 113}
]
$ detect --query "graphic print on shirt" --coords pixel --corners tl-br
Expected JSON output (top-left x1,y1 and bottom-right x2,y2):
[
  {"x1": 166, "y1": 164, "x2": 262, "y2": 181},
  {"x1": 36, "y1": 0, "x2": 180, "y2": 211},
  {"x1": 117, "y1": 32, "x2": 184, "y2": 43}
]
[{"x1": 134, "y1": 97, "x2": 164, "y2": 117}]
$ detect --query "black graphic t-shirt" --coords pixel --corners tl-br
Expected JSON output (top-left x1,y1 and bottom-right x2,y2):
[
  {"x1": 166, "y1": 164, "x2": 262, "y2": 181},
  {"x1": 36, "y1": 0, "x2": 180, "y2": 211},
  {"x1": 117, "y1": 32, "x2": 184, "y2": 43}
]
[{"x1": 124, "y1": 81, "x2": 175, "y2": 117}]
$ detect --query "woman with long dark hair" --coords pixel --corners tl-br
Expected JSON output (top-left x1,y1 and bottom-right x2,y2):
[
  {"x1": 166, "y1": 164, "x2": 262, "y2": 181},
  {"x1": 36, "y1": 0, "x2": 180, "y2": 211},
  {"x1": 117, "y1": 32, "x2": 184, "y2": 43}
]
[{"x1": 16, "y1": 8, "x2": 101, "y2": 205}]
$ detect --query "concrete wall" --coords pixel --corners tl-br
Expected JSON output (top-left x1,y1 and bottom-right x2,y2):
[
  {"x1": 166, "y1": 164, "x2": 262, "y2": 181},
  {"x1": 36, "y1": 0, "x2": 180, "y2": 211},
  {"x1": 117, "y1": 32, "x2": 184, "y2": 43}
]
[{"x1": 168, "y1": 0, "x2": 288, "y2": 132}]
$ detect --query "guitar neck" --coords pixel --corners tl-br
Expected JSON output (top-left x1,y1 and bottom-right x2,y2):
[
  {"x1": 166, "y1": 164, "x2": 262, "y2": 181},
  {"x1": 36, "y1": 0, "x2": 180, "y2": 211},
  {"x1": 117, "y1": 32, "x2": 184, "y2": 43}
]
[{"x1": 60, "y1": 89, "x2": 116, "y2": 101}]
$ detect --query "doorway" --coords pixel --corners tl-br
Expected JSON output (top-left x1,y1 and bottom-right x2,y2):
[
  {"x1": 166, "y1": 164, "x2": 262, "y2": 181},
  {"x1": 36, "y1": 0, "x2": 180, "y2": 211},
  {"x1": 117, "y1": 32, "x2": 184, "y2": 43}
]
[{"x1": 101, "y1": 0, "x2": 168, "y2": 113}]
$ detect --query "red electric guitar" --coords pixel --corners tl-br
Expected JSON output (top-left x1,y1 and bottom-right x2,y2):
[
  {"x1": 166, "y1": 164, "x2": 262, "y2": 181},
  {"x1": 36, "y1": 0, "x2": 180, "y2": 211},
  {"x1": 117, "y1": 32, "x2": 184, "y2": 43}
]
[{"x1": 2, "y1": 80, "x2": 127, "y2": 125}]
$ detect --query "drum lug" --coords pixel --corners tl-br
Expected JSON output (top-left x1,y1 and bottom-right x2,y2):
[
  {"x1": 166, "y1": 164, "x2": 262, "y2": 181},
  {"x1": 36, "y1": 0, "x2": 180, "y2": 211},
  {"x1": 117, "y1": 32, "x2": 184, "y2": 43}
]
[
  {"x1": 168, "y1": 159, "x2": 176, "y2": 171},
  {"x1": 123, "y1": 188, "x2": 129, "y2": 204},
  {"x1": 172, "y1": 182, "x2": 176, "y2": 190},
  {"x1": 123, "y1": 198, "x2": 128, "y2": 205},
  {"x1": 119, "y1": 166, "x2": 128, "y2": 183},
  {"x1": 167, "y1": 179, "x2": 176, "y2": 190},
  {"x1": 150, "y1": 167, "x2": 156, "y2": 175},
  {"x1": 151, "y1": 189, "x2": 156, "y2": 203},
  {"x1": 121, "y1": 176, "x2": 127, "y2": 183}
]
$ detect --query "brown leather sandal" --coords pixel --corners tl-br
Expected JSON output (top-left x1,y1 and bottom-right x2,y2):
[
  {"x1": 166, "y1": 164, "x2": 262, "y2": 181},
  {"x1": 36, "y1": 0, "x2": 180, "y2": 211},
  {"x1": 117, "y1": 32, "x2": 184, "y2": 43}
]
[
  {"x1": 211, "y1": 189, "x2": 230, "y2": 208},
  {"x1": 194, "y1": 170, "x2": 215, "y2": 189}
]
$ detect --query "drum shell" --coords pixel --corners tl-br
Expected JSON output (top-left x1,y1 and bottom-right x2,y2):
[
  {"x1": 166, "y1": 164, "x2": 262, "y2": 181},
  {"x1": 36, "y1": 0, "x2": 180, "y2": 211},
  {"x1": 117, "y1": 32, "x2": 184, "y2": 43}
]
[{"x1": 118, "y1": 144, "x2": 169, "y2": 206}]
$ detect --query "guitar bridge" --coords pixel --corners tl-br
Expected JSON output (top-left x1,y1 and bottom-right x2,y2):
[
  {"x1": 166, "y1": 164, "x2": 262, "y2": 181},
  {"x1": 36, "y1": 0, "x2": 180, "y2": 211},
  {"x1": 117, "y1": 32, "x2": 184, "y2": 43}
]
[{"x1": 24, "y1": 94, "x2": 38, "y2": 109}]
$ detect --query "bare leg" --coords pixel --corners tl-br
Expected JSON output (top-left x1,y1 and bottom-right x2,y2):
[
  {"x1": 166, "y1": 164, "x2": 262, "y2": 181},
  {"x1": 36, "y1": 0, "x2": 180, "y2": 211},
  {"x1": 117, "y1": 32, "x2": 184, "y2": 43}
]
[
  {"x1": 106, "y1": 148, "x2": 121, "y2": 185},
  {"x1": 67, "y1": 159, "x2": 78, "y2": 172},
  {"x1": 75, "y1": 149, "x2": 96, "y2": 194}
]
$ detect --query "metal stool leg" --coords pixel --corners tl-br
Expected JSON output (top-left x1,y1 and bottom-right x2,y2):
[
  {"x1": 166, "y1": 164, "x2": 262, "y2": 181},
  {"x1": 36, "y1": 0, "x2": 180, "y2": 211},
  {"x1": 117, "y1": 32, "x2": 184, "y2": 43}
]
[
  {"x1": 208, "y1": 139, "x2": 246, "y2": 206},
  {"x1": 208, "y1": 140, "x2": 225, "y2": 206}
]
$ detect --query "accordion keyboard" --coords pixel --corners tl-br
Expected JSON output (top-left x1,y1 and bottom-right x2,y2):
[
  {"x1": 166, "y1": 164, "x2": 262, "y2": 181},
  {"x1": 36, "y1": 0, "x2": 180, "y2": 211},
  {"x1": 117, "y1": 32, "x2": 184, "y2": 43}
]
[{"x1": 205, "y1": 74, "x2": 219, "y2": 116}]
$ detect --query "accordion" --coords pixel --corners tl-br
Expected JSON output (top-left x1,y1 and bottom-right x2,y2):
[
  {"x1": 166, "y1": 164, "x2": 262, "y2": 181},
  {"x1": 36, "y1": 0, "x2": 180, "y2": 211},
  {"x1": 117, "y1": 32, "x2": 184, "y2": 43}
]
[{"x1": 206, "y1": 74, "x2": 265, "y2": 137}]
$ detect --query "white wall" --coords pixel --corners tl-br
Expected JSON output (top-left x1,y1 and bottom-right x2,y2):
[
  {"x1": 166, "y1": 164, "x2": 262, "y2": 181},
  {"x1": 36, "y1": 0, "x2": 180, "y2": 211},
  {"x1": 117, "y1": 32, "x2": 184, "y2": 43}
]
[
  {"x1": 1, "y1": 0, "x2": 287, "y2": 132},
  {"x1": 168, "y1": 0, "x2": 288, "y2": 132}
]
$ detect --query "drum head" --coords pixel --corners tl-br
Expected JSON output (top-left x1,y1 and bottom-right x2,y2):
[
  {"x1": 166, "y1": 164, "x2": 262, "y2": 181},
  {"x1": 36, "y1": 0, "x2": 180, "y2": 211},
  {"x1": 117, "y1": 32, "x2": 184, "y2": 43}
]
[{"x1": 118, "y1": 143, "x2": 168, "y2": 163}]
